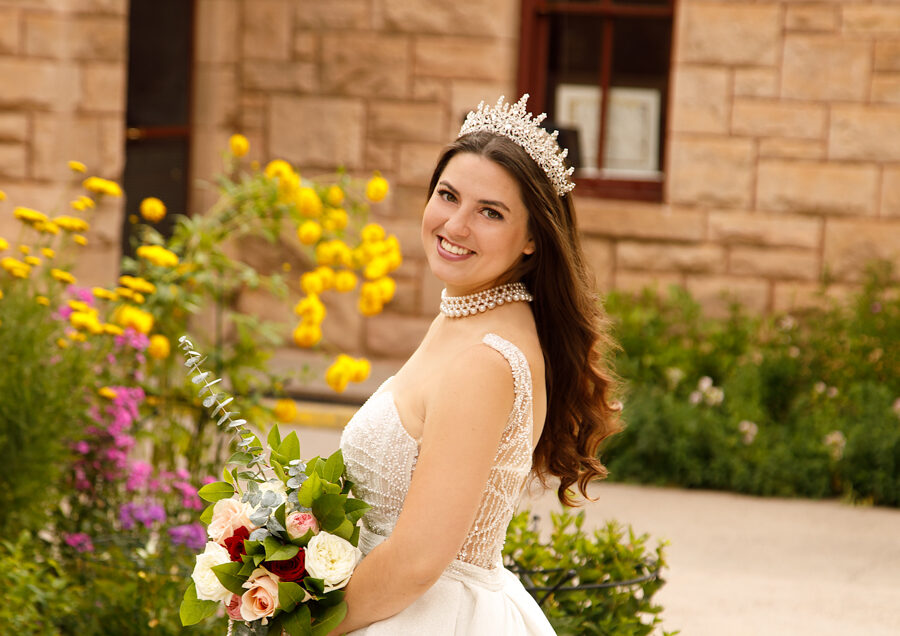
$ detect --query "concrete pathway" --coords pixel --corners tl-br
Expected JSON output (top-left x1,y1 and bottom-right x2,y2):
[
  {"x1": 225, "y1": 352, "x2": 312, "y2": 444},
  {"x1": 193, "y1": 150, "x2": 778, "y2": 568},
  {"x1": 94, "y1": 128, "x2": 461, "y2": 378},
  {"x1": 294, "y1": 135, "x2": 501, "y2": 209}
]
[{"x1": 294, "y1": 423, "x2": 900, "y2": 636}]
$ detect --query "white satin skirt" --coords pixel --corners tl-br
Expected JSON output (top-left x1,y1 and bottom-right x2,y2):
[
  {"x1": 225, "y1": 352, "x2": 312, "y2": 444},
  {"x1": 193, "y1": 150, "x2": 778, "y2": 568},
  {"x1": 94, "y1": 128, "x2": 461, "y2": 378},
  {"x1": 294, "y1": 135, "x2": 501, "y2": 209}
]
[{"x1": 347, "y1": 528, "x2": 556, "y2": 636}]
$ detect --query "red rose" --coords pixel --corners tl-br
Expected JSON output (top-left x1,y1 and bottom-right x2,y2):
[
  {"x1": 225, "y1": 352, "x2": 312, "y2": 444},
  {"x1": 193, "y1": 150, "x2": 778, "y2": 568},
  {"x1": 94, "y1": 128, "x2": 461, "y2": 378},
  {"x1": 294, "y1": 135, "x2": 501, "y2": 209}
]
[
  {"x1": 224, "y1": 526, "x2": 250, "y2": 562},
  {"x1": 264, "y1": 548, "x2": 306, "y2": 582}
]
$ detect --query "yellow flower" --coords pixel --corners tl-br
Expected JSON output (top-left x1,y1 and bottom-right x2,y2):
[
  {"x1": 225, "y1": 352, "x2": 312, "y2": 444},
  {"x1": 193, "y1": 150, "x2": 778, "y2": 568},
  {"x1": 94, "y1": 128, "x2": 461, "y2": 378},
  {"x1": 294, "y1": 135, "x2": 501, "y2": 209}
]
[
  {"x1": 68, "y1": 331, "x2": 86, "y2": 342},
  {"x1": 119, "y1": 275, "x2": 156, "y2": 295},
  {"x1": 1, "y1": 257, "x2": 30, "y2": 278},
  {"x1": 113, "y1": 304, "x2": 154, "y2": 334},
  {"x1": 83, "y1": 176, "x2": 123, "y2": 197},
  {"x1": 70, "y1": 199, "x2": 86, "y2": 212},
  {"x1": 35, "y1": 221, "x2": 59, "y2": 235},
  {"x1": 334, "y1": 270, "x2": 357, "y2": 293},
  {"x1": 115, "y1": 286, "x2": 135, "y2": 300},
  {"x1": 0, "y1": 290, "x2": 3, "y2": 300},
  {"x1": 99, "y1": 386, "x2": 118, "y2": 400},
  {"x1": 229, "y1": 134, "x2": 249, "y2": 157},
  {"x1": 292, "y1": 322, "x2": 322, "y2": 348},
  {"x1": 315, "y1": 266, "x2": 335, "y2": 290},
  {"x1": 51, "y1": 269, "x2": 77, "y2": 285},
  {"x1": 14, "y1": 207, "x2": 49, "y2": 225},
  {"x1": 68, "y1": 300, "x2": 93, "y2": 313},
  {"x1": 93, "y1": 287, "x2": 118, "y2": 301},
  {"x1": 375, "y1": 277, "x2": 396, "y2": 303},
  {"x1": 36, "y1": 295, "x2": 50, "y2": 306},
  {"x1": 273, "y1": 399, "x2": 298, "y2": 423},
  {"x1": 68, "y1": 161, "x2": 87, "y2": 173},
  {"x1": 350, "y1": 358, "x2": 371, "y2": 383},
  {"x1": 139, "y1": 197, "x2": 166, "y2": 223},
  {"x1": 80, "y1": 196, "x2": 95, "y2": 209},
  {"x1": 316, "y1": 240, "x2": 352, "y2": 267},
  {"x1": 364, "y1": 256, "x2": 390, "y2": 280},
  {"x1": 293, "y1": 294, "x2": 326, "y2": 324},
  {"x1": 365, "y1": 172, "x2": 389, "y2": 202},
  {"x1": 136, "y1": 245, "x2": 179, "y2": 267},
  {"x1": 264, "y1": 159, "x2": 295, "y2": 181},
  {"x1": 361, "y1": 223, "x2": 386, "y2": 243},
  {"x1": 0, "y1": 190, "x2": 6, "y2": 201},
  {"x1": 54, "y1": 216, "x2": 90, "y2": 233},
  {"x1": 56, "y1": 338, "x2": 69, "y2": 349},
  {"x1": 0, "y1": 238, "x2": 7, "y2": 251},
  {"x1": 132, "y1": 292, "x2": 145, "y2": 304},
  {"x1": 24, "y1": 256, "x2": 41, "y2": 267},
  {"x1": 147, "y1": 334, "x2": 171, "y2": 360},
  {"x1": 358, "y1": 294, "x2": 383, "y2": 317},
  {"x1": 323, "y1": 208, "x2": 348, "y2": 231},
  {"x1": 73, "y1": 234, "x2": 88, "y2": 246},
  {"x1": 300, "y1": 271, "x2": 324, "y2": 295},
  {"x1": 297, "y1": 187, "x2": 322, "y2": 217},
  {"x1": 325, "y1": 185, "x2": 345, "y2": 207},
  {"x1": 18, "y1": 245, "x2": 30, "y2": 255},
  {"x1": 70, "y1": 311, "x2": 103, "y2": 334},
  {"x1": 297, "y1": 220, "x2": 322, "y2": 245},
  {"x1": 102, "y1": 323, "x2": 124, "y2": 336}
]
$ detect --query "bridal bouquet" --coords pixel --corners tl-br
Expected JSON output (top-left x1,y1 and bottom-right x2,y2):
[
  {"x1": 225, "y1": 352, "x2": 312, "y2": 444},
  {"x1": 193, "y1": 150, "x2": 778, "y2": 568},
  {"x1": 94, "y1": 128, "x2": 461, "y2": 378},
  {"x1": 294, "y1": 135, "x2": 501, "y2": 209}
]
[{"x1": 177, "y1": 337, "x2": 368, "y2": 635}]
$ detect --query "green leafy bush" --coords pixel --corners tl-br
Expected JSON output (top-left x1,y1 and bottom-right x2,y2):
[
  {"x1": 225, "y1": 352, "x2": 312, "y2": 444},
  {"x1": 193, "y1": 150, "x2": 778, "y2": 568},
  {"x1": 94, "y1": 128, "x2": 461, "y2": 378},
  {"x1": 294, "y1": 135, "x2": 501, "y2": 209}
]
[
  {"x1": 602, "y1": 261, "x2": 900, "y2": 505},
  {"x1": 503, "y1": 510, "x2": 676, "y2": 636}
]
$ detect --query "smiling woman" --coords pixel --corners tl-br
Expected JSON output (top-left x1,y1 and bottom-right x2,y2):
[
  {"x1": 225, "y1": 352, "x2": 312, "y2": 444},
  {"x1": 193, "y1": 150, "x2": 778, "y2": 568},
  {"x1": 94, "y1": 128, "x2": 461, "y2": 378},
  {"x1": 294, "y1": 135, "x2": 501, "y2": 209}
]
[{"x1": 333, "y1": 95, "x2": 621, "y2": 635}]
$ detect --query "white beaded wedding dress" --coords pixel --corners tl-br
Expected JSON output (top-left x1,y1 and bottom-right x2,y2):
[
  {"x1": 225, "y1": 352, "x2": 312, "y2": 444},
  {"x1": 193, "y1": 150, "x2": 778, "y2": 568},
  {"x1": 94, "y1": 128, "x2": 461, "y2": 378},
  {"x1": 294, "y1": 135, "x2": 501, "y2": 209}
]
[{"x1": 340, "y1": 333, "x2": 556, "y2": 635}]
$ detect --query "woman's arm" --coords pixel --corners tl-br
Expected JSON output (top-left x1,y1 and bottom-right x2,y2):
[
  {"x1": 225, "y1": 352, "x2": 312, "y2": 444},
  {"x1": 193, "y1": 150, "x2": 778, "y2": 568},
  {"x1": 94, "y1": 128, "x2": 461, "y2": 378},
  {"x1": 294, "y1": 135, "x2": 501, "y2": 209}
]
[{"x1": 329, "y1": 343, "x2": 515, "y2": 634}]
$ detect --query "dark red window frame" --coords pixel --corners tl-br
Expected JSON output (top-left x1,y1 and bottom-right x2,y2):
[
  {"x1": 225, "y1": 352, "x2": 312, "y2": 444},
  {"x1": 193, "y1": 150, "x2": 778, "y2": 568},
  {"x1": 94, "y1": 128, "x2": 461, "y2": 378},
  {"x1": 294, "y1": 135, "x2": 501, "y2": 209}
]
[{"x1": 517, "y1": 0, "x2": 676, "y2": 202}]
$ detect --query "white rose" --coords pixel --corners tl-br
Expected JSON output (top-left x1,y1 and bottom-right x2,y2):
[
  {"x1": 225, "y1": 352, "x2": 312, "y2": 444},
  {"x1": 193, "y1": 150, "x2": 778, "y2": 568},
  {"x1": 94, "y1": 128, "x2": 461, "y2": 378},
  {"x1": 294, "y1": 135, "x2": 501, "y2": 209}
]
[
  {"x1": 191, "y1": 541, "x2": 233, "y2": 603},
  {"x1": 304, "y1": 532, "x2": 360, "y2": 592}
]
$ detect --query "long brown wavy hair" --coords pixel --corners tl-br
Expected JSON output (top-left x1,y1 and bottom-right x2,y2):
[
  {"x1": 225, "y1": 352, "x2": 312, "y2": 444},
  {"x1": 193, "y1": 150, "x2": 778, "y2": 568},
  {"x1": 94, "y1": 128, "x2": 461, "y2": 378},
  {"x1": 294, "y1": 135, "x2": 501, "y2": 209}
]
[{"x1": 427, "y1": 131, "x2": 622, "y2": 506}]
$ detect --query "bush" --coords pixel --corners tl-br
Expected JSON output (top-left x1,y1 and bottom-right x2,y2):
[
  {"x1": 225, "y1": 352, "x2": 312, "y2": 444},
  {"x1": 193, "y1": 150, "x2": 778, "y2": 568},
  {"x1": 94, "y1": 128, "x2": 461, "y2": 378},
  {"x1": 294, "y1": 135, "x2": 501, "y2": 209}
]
[
  {"x1": 503, "y1": 509, "x2": 676, "y2": 636},
  {"x1": 602, "y1": 261, "x2": 900, "y2": 505}
]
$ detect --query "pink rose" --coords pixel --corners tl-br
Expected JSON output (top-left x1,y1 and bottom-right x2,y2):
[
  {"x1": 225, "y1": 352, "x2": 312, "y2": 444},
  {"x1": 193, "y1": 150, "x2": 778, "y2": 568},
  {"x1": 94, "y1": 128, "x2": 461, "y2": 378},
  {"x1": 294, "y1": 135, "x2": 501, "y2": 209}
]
[
  {"x1": 208, "y1": 498, "x2": 254, "y2": 544},
  {"x1": 240, "y1": 568, "x2": 281, "y2": 624},
  {"x1": 226, "y1": 594, "x2": 243, "y2": 621},
  {"x1": 286, "y1": 511, "x2": 318, "y2": 539}
]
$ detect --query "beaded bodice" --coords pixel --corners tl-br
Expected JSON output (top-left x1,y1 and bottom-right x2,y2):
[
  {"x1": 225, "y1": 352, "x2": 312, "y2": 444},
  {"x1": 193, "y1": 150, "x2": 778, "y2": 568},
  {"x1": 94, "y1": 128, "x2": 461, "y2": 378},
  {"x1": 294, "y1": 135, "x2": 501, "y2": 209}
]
[{"x1": 340, "y1": 333, "x2": 534, "y2": 570}]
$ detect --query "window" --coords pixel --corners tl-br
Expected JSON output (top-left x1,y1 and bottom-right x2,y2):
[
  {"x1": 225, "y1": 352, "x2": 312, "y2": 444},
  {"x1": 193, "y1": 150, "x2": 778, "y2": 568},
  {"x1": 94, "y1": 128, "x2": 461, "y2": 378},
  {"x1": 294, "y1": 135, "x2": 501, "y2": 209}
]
[
  {"x1": 518, "y1": 0, "x2": 675, "y2": 201},
  {"x1": 121, "y1": 0, "x2": 195, "y2": 256}
]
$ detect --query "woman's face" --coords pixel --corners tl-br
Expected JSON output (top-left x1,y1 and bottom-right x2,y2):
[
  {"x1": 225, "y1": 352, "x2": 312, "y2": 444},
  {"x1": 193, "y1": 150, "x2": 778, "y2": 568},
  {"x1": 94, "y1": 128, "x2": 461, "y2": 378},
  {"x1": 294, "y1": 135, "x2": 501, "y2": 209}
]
[{"x1": 421, "y1": 152, "x2": 535, "y2": 297}]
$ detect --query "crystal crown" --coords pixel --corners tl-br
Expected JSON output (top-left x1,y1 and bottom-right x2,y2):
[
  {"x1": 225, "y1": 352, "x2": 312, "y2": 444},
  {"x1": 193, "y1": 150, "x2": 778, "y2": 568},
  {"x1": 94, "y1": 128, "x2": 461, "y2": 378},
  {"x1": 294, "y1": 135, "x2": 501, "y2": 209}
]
[{"x1": 458, "y1": 94, "x2": 576, "y2": 196}]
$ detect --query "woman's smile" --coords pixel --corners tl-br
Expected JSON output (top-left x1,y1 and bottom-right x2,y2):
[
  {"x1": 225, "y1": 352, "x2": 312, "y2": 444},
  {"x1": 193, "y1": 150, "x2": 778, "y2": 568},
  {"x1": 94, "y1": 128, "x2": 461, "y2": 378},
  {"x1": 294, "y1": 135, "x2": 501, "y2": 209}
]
[{"x1": 436, "y1": 236, "x2": 474, "y2": 259}]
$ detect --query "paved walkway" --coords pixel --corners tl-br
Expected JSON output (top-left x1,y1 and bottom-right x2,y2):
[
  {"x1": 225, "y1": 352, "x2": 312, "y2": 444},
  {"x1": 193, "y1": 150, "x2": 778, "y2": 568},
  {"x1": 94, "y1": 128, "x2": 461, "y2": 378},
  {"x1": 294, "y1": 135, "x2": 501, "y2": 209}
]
[{"x1": 294, "y1": 423, "x2": 900, "y2": 636}]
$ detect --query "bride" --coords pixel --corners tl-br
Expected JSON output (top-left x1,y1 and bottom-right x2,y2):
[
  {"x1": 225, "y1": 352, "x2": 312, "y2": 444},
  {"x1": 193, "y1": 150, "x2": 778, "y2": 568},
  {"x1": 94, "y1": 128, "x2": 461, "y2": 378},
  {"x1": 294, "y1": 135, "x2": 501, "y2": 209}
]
[{"x1": 333, "y1": 96, "x2": 621, "y2": 635}]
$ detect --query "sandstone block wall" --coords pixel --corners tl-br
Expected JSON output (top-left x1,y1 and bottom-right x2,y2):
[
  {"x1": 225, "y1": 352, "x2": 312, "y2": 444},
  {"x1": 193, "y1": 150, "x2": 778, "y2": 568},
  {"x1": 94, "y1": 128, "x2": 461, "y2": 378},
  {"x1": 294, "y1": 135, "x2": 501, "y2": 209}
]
[{"x1": 0, "y1": 0, "x2": 127, "y2": 285}]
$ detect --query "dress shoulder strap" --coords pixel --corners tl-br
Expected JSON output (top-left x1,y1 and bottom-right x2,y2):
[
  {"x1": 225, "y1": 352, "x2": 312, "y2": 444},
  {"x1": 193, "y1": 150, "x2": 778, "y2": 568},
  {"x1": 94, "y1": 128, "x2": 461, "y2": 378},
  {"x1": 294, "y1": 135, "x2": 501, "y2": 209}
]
[{"x1": 481, "y1": 332, "x2": 533, "y2": 413}]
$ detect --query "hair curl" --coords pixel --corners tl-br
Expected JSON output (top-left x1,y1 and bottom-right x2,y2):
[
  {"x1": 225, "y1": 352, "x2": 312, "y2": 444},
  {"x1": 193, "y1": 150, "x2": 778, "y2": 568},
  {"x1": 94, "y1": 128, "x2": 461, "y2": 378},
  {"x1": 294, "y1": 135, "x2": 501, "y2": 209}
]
[{"x1": 427, "y1": 131, "x2": 622, "y2": 506}]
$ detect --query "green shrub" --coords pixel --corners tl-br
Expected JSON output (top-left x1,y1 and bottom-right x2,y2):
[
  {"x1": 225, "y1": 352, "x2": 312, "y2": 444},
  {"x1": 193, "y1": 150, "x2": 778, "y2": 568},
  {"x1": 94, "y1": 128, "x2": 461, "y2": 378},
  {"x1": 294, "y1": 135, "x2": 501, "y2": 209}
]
[
  {"x1": 503, "y1": 509, "x2": 677, "y2": 636},
  {"x1": 601, "y1": 261, "x2": 900, "y2": 505}
]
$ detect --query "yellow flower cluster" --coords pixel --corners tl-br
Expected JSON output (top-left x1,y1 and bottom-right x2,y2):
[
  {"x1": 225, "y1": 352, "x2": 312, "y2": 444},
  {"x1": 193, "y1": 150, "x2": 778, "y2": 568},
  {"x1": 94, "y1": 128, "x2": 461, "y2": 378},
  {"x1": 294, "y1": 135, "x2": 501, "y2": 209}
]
[
  {"x1": 13, "y1": 207, "x2": 49, "y2": 226},
  {"x1": 1, "y1": 256, "x2": 30, "y2": 279},
  {"x1": 325, "y1": 354, "x2": 371, "y2": 393},
  {"x1": 50, "y1": 268, "x2": 76, "y2": 285},
  {"x1": 365, "y1": 172, "x2": 389, "y2": 202},
  {"x1": 147, "y1": 334, "x2": 170, "y2": 360},
  {"x1": 273, "y1": 398, "x2": 298, "y2": 423},
  {"x1": 68, "y1": 301, "x2": 104, "y2": 335},
  {"x1": 292, "y1": 289, "x2": 326, "y2": 348},
  {"x1": 83, "y1": 176, "x2": 123, "y2": 197},
  {"x1": 136, "y1": 245, "x2": 179, "y2": 268},
  {"x1": 69, "y1": 196, "x2": 95, "y2": 212},
  {"x1": 53, "y1": 215, "x2": 90, "y2": 232},
  {"x1": 119, "y1": 275, "x2": 157, "y2": 295},
  {"x1": 93, "y1": 287, "x2": 118, "y2": 301},
  {"x1": 229, "y1": 134, "x2": 249, "y2": 158}
]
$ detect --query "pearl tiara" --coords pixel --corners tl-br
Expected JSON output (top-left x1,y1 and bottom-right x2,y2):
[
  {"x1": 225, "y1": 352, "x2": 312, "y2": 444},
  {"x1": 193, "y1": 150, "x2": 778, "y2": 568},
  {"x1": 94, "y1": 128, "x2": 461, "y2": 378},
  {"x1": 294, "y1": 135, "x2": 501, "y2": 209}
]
[{"x1": 458, "y1": 94, "x2": 576, "y2": 196}]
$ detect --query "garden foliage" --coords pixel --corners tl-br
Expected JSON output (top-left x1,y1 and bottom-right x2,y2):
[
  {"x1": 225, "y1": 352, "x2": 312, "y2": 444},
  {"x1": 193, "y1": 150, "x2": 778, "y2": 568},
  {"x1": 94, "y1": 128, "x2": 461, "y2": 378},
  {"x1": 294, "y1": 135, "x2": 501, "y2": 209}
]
[{"x1": 602, "y1": 261, "x2": 900, "y2": 505}]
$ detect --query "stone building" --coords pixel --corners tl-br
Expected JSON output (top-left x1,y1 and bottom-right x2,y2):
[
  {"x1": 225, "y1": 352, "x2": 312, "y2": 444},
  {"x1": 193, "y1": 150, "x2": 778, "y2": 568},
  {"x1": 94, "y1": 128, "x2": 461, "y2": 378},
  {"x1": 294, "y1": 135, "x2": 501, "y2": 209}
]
[{"x1": 2, "y1": 0, "x2": 899, "y2": 390}]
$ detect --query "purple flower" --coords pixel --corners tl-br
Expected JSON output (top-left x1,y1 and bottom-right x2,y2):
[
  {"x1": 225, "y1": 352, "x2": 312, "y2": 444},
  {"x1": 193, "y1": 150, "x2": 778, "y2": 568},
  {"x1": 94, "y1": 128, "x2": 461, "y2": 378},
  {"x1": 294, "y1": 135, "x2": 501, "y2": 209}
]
[
  {"x1": 168, "y1": 523, "x2": 207, "y2": 551},
  {"x1": 126, "y1": 461, "x2": 153, "y2": 492},
  {"x1": 64, "y1": 533, "x2": 94, "y2": 553},
  {"x1": 68, "y1": 285, "x2": 95, "y2": 305},
  {"x1": 120, "y1": 501, "x2": 167, "y2": 530}
]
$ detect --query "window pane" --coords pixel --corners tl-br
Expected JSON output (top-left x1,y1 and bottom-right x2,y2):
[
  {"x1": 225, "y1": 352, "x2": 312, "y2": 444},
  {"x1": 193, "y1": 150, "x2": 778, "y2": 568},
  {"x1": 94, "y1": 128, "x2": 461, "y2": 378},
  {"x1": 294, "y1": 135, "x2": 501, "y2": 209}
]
[
  {"x1": 603, "y1": 17, "x2": 671, "y2": 178},
  {"x1": 545, "y1": 15, "x2": 603, "y2": 176},
  {"x1": 126, "y1": 0, "x2": 193, "y2": 128}
]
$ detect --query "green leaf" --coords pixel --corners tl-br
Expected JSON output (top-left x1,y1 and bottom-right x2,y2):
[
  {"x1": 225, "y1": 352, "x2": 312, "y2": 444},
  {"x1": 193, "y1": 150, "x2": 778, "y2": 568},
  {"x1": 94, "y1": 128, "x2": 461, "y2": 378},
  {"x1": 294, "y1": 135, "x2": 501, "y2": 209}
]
[
  {"x1": 199, "y1": 502, "x2": 215, "y2": 525},
  {"x1": 278, "y1": 580, "x2": 307, "y2": 613},
  {"x1": 264, "y1": 535, "x2": 300, "y2": 561},
  {"x1": 322, "y1": 449, "x2": 344, "y2": 482},
  {"x1": 297, "y1": 471, "x2": 324, "y2": 508},
  {"x1": 311, "y1": 601, "x2": 348, "y2": 636},
  {"x1": 331, "y1": 518, "x2": 354, "y2": 542},
  {"x1": 312, "y1": 493, "x2": 348, "y2": 533},
  {"x1": 212, "y1": 562, "x2": 246, "y2": 596},
  {"x1": 281, "y1": 603, "x2": 312, "y2": 636},
  {"x1": 243, "y1": 539, "x2": 263, "y2": 555},
  {"x1": 198, "y1": 481, "x2": 235, "y2": 503},
  {"x1": 179, "y1": 582, "x2": 219, "y2": 626},
  {"x1": 275, "y1": 502, "x2": 287, "y2": 529},
  {"x1": 226, "y1": 451, "x2": 253, "y2": 466},
  {"x1": 267, "y1": 423, "x2": 282, "y2": 450},
  {"x1": 344, "y1": 497, "x2": 370, "y2": 524},
  {"x1": 278, "y1": 431, "x2": 301, "y2": 462},
  {"x1": 305, "y1": 457, "x2": 323, "y2": 476},
  {"x1": 304, "y1": 576, "x2": 325, "y2": 596},
  {"x1": 271, "y1": 458, "x2": 287, "y2": 482},
  {"x1": 222, "y1": 466, "x2": 233, "y2": 485}
]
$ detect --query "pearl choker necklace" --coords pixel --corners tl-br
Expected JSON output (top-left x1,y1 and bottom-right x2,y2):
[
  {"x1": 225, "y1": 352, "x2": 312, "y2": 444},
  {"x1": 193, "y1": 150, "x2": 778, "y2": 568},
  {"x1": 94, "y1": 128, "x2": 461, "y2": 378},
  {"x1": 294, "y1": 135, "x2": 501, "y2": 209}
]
[{"x1": 440, "y1": 282, "x2": 533, "y2": 318}]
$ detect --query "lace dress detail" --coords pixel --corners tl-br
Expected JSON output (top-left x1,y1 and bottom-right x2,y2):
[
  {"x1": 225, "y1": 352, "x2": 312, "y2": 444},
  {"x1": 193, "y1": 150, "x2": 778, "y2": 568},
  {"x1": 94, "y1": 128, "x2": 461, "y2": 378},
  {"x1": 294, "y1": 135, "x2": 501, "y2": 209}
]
[{"x1": 340, "y1": 333, "x2": 534, "y2": 572}]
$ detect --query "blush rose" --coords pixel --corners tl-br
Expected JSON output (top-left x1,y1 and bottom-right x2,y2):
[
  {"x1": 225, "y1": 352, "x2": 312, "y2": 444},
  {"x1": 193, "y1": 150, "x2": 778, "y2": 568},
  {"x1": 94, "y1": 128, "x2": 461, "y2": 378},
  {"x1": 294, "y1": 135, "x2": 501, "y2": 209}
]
[
  {"x1": 285, "y1": 511, "x2": 318, "y2": 539},
  {"x1": 207, "y1": 498, "x2": 254, "y2": 544},
  {"x1": 240, "y1": 568, "x2": 281, "y2": 624}
]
